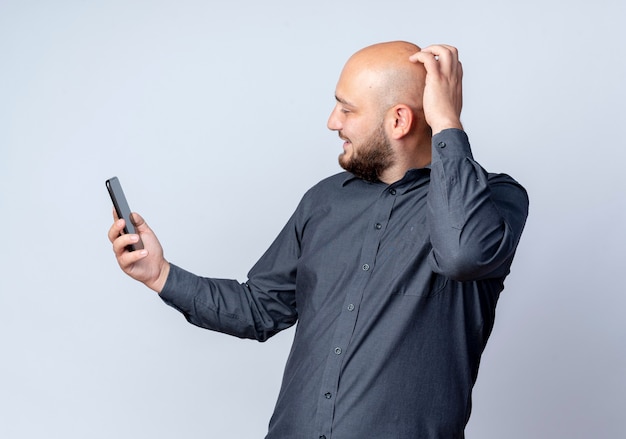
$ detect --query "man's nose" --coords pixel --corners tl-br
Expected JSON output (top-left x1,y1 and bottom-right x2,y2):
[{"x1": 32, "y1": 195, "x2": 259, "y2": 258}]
[{"x1": 327, "y1": 106, "x2": 342, "y2": 131}]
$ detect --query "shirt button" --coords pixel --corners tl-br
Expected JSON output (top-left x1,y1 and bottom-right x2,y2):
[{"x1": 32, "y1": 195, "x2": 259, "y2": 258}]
[
  {"x1": 389, "y1": 188, "x2": 397, "y2": 195},
  {"x1": 335, "y1": 347, "x2": 342, "y2": 355},
  {"x1": 362, "y1": 264, "x2": 370, "y2": 271},
  {"x1": 347, "y1": 303, "x2": 355, "y2": 311},
  {"x1": 375, "y1": 223, "x2": 382, "y2": 230},
  {"x1": 438, "y1": 141, "x2": 447, "y2": 148},
  {"x1": 320, "y1": 436, "x2": 327, "y2": 439},
  {"x1": 325, "y1": 392, "x2": 332, "y2": 399}
]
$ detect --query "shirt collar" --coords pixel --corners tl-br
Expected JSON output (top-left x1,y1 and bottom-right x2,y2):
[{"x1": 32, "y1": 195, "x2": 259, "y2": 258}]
[{"x1": 341, "y1": 166, "x2": 431, "y2": 194}]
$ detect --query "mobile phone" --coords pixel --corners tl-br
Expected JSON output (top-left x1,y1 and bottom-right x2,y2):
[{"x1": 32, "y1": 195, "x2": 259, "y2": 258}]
[{"x1": 106, "y1": 176, "x2": 144, "y2": 251}]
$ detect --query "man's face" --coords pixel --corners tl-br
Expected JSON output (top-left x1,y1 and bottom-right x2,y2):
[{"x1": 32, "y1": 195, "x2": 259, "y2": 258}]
[{"x1": 328, "y1": 65, "x2": 395, "y2": 182}]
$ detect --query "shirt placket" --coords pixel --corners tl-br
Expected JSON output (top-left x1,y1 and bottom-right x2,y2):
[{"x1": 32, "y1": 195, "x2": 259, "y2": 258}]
[{"x1": 314, "y1": 185, "x2": 399, "y2": 439}]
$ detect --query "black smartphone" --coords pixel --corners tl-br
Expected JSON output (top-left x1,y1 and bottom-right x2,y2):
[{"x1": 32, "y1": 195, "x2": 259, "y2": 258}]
[{"x1": 106, "y1": 176, "x2": 144, "y2": 251}]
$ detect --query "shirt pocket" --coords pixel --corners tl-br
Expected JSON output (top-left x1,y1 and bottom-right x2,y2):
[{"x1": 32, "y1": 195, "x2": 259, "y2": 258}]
[{"x1": 380, "y1": 222, "x2": 448, "y2": 298}]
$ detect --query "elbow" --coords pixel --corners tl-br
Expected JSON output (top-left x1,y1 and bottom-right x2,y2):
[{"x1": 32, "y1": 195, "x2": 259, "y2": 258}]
[
  {"x1": 431, "y1": 217, "x2": 521, "y2": 281},
  {"x1": 431, "y1": 239, "x2": 513, "y2": 282},
  {"x1": 432, "y1": 246, "x2": 488, "y2": 281}
]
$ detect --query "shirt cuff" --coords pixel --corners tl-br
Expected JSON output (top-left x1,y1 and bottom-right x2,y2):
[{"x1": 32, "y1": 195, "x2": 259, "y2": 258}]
[
  {"x1": 431, "y1": 128, "x2": 474, "y2": 164},
  {"x1": 159, "y1": 263, "x2": 198, "y2": 309}
]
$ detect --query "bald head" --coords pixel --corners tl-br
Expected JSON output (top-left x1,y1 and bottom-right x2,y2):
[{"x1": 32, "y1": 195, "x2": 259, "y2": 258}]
[
  {"x1": 340, "y1": 41, "x2": 427, "y2": 114},
  {"x1": 329, "y1": 41, "x2": 433, "y2": 180}
]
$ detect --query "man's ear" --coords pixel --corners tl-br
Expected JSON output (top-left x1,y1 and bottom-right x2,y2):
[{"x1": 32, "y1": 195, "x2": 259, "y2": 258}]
[{"x1": 388, "y1": 105, "x2": 414, "y2": 140}]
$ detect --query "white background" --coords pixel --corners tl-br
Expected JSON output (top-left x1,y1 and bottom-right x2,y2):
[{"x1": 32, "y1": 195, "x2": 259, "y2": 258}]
[{"x1": 1, "y1": 1, "x2": 624, "y2": 437}]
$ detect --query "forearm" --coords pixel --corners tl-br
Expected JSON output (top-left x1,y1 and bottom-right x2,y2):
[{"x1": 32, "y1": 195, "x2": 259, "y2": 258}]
[
  {"x1": 427, "y1": 129, "x2": 528, "y2": 280},
  {"x1": 159, "y1": 263, "x2": 298, "y2": 342}
]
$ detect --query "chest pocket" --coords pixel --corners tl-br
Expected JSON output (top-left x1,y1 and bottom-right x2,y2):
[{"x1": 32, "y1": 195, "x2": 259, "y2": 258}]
[{"x1": 376, "y1": 221, "x2": 448, "y2": 298}]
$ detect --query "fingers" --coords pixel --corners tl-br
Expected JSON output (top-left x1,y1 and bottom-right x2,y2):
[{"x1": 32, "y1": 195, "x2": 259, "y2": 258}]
[
  {"x1": 108, "y1": 212, "x2": 147, "y2": 243},
  {"x1": 112, "y1": 232, "x2": 143, "y2": 256},
  {"x1": 110, "y1": 222, "x2": 149, "y2": 274},
  {"x1": 108, "y1": 212, "x2": 148, "y2": 259},
  {"x1": 408, "y1": 44, "x2": 464, "y2": 134},
  {"x1": 409, "y1": 44, "x2": 458, "y2": 61},
  {"x1": 409, "y1": 44, "x2": 461, "y2": 76},
  {"x1": 106, "y1": 211, "x2": 168, "y2": 292},
  {"x1": 115, "y1": 240, "x2": 148, "y2": 268},
  {"x1": 108, "y1": 217, "x2": 126, "y2": 244}
]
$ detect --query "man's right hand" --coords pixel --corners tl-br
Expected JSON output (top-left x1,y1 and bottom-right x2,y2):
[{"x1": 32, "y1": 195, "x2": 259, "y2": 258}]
[
  {"x1": 108, "y1": 211, "x2": 170, "y2": 294},
  {"x1": 409, "y1": 44, "x2": 464, "y2": 135}
]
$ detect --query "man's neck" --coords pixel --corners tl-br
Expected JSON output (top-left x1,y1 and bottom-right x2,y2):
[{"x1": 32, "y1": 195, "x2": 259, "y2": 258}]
[{"x1": 379, "y1": 136, "x2": 432, "y2": 184}]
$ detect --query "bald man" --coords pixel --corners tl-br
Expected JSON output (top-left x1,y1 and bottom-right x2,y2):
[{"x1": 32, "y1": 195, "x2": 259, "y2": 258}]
[{"x1": 109, "y1": 41, "x2": 528, "y2": 438}]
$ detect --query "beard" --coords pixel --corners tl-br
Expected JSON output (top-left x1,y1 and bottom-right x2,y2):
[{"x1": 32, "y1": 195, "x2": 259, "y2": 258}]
[{"x1": 338, "y1": 123, "x2": 395, "y2": 183}]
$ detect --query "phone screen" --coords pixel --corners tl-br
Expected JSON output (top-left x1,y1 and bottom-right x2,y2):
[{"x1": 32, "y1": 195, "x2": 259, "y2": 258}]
[{"x1": 106, "y1": 176, "x2": 144, "y2": 251}]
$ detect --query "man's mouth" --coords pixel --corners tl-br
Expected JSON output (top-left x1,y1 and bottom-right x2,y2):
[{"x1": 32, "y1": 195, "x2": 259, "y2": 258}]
[{"x1": 339, "y1": 133, "x2": 351, "y2": 147}]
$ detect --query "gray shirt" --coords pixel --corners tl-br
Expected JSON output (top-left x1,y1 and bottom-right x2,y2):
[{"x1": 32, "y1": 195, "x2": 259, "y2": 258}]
[{"x1": 160, "y1": 129, "x2": 529, "y2": 438}]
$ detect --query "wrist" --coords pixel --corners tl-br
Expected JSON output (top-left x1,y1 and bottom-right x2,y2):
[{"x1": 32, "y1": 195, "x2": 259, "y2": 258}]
[
  {"x1": 149, "y1": 260, "x2": 171, "y2": 294},
  {"x1": 429, "y1": 119, "x2": 463, "y2": 136}
]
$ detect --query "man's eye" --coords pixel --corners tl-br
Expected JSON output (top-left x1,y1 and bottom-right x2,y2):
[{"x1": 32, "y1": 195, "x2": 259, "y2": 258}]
[{"x1": 341, "y1": 108, "x2": 350, "y2": 114}]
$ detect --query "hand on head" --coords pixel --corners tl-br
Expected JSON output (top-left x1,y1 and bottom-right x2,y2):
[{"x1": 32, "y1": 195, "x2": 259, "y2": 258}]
[{"x1": 409, "y1": 44, "x2": 463, "y2": 134}]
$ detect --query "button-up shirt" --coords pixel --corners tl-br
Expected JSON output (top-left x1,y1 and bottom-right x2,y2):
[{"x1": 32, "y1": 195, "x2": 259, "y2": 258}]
[{"x1": 160, "y1": 129, "x2": 529, "y2": 438}]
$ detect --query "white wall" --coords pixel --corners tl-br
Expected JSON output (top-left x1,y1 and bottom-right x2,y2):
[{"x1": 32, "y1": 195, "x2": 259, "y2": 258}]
[{"x1": 1, "y1": 1, "x2": 624, "y2": 437}]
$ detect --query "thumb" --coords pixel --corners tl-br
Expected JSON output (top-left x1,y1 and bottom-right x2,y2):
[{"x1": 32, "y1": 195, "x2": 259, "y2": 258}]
[{"x1": 130, "y1": 212, "x2": 148, "y2": 231}]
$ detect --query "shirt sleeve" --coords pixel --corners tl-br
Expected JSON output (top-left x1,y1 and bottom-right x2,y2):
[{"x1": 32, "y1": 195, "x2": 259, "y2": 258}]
[
  {"x1": 159, "y1": 213, "x2": 301, "y2": 342},
  {"x1": 427, "y1": 129, "x2": 529, "y2": 281}
]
